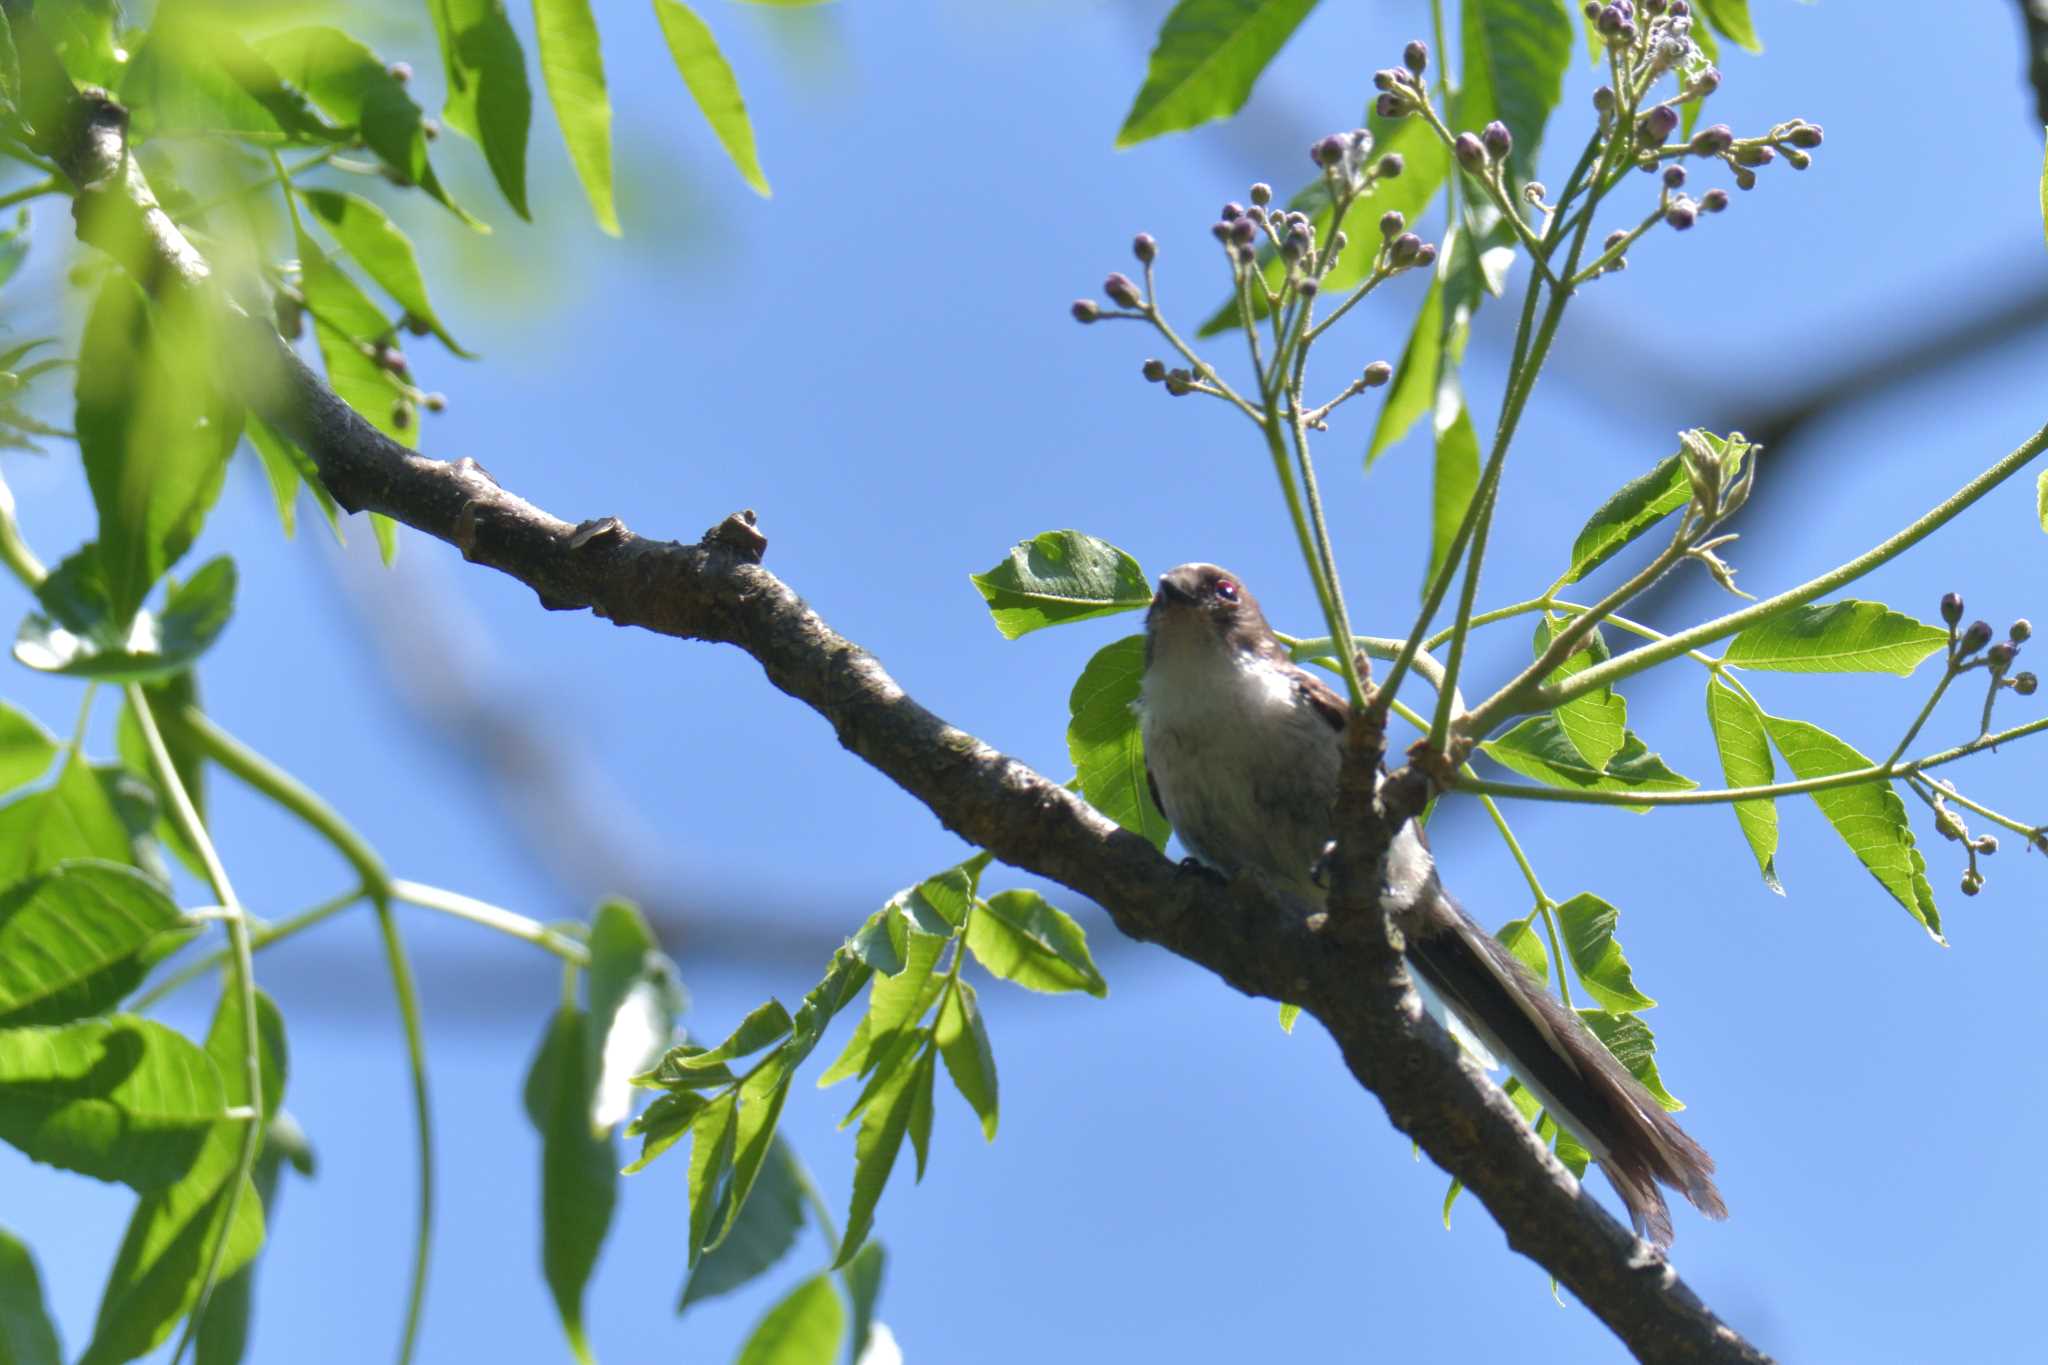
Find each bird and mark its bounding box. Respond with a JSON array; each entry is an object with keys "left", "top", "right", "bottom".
[{"left": 1137, "top": 561, "right": 1726, "bottom": 1246}]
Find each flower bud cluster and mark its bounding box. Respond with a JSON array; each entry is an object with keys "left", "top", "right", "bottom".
[{"left": 1371, "top": 44, "right": 1429, "bottom": 120}]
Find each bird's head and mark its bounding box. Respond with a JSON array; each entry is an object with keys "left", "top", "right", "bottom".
[{"left": 1145, "top": 563, "right": 1278, "bottom": 663}]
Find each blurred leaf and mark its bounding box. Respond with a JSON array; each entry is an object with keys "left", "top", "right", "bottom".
[
  {"left": 1760, "top": 712, "right": 1942, "bottom": 941},
  {"left": 1366, "top": 269, "right": 1443, "bottom": 462},
  {"left": 257, "top": 26, "right": 483, "bottom": 228},
  {"left": 934, "top": 980, "right": 997, "bottom": 1140},
  {"left": 842, "top": 1242, "right": 884, "bottom": 1365},
  {"left": 0, "top": 1015, "right": 225, "bottom": 1195},
  {"left": 427, "top": 0, "right": 532, "bottom": 218},
  {"left": 653, "top": 0, "right": 772, "bottom": 197},
  {"left": 671, "top": 998, "right": 792, "bottom": 1072},
  {"left": 1495, "top": 915, "right": 1548, "bottom": 984},
  {"left": 737, "top": 1273, "right": 844, "bottom": 1365},
  {"left": 971, "top": 532, "right": 1150, "bottom": 639},
  {"left": 1723, "top": 601, "right": 1947, "bottom": 675},
  {"left": 846, "top": 908, "right": 907, "bottom": 976},
  {"left": 711, "top": 1052, "right": 796, "bottom": 1251},
  {"left": 122, "top": 16, "right": 345, "bottom": 143},
  {"left": 192, "top": 1132, "right": 291, "bottom": 1365},
  {"left": 1576, "top": 1009, "right": 1681, "bottom": 1111},
  {"left": 1067, "top": 635, "right": 1170, "bottom": 851},
  {"left": 966, "top": 890, "right": 1108, "bottom": 997},
  {"left": 370, "top": 514, "right": 400, "bottom": 567},
  {"left": 0, "top": 861, "right": 186, "bottom": 1026},
  {"left": 522, "top": 1005, "right": 617, "bottom": 1362},
  {"left": 1277, "top": 1002, "right": 1301, "bottom": 1033},
  {"left": 77, "top": 992, "right": 282, "bottom": 1365},
  {"left": 535, "top": 0, "right": 619, "bottom": 234},
  {"left": 16, "top": 556, "right": 235, "bottom": 682},
  {"left": 76, "top": 278, "right": 238, "bottom": 625},
  {"left": 295, "top": 234, "right": 415, "bottom": 450},
  {"left": 1694, "top": 0, "right": 1762, "bottom": 52},
  {"left": 1563, "top": 454, "right": 1687, "bottom": 585},
  {"left": 1555, "top": 893, "right": 1655, "bottom": 1013},
  {"left": 1703, "top": 676, "right": 1782, "bottom": 892},
  {"left": 0, "top": 702, "right": 56, "bottom": 794},
  {"left": 1456, "top": 0, "right": 1574, "bottom": 184},
  {"left": 835, "top": 1030, "right": 925, "bottom": 1268},
  {"left": 686, "top": 1090, "right": 737, "bottom": 1264},
  {"left": 621, "top": 1088, "right": 703, "bottom": 1172},
  {"left": 0, "top": 210, "right": 28, "bottom": 293},
  {"left": 0, "top": 1226, "right": 61, "bottom": 1365},
  {"left": 0, "top": 750, "right": 133, "bottom": 885},
  {"left": 1114, "top": 0, "right": 1317, "bottom": 147},
  {"left": 585, "top": 899, "right": 681, "bottom": 1132},
  {"left": 299, "top": 190, "right": 471, "bottom": 354},
  {"left": 0, "top": 12, "right": 19, "bottom": 115},
  {"left": 1426, "top": 371, "right": 1480, "bottom": 589},
  {"left": 244, "top": 414, "right": 344, "bottom": 545},
  {"left": 676, "top": 1135, "right": 804, "bottom": 1312},
  {"left": 1534, "top": 615, "right": 1623, "bottom": 771},
  {"left": 905, "top": 1046, "right": 936, "bottom": 1180},
  {"left": 43, "top": 0, "right": 121, "bottom": 87},
  {"left": 1479, "top": 716, "right": 1696, "bottom": 810}
]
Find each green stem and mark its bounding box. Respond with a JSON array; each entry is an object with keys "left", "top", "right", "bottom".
[
  {"left": 1531, "top": 418, "right": 2048, "bottom": 717},
  {"left": 132, "top": 885, "right": 366, "bottom": 1012},
  {"left": 372, "top": 896, "right": 433, "bottom": 1365},
  {"left": 0, "top": 173, "right": 61, "bottom": 211},
  {"left": 1885, "top": 661, "right": 1960, "bottom": 767},
  {"left": 1464, "top": 711, "right": 2048, "bottom": 809},
  {"left": 390, "top": 879, "right": 591, "bottom": 966},
  {"left": 132, "top": 687, "right": 263, "bottom": 1365},
  {"left": 1910, "top": 773, "right": 2037, "bottom": 838}
]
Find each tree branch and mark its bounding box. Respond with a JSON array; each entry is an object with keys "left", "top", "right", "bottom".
[{"left": 36, "top": 68, "right": 1770, "bottom": 1364}]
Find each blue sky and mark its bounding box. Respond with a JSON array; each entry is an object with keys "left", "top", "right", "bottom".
[{"left": 5, "top": 1, "right": 2047, "bottom": 1361}]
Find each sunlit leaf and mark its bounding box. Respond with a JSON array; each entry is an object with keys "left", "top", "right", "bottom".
[
  {"left": 934, "top": 980, "right": 997, "bottom": 1140},
  {"left": 676, "top": 1135, "right": 804, "bottom": 1312},
  {"left": 966, "top": 890, "right": 1108, "bottom": 997},
  {"left": 1563, "top": 454, "right": 1687, "bottom": 585},
  {"left": 523, "top": 1005, "right": 617, "bottom": 1360},
  {"left": 835, "top": 1032, "right": 925, "bottom": 1268},
  {"left": 584, "top": 899, "right": 681, "bottom": 1133},
  {"left": 0, "top": 702, "right": 56, "bottom": 795},
  {"left": 426, "top": 0, "right": 532, "bottom": 217},
  {"left": 1555, "top": 893, "right": 1655, "bottom": 1013},
  {"left": 0, "top": 1227, "right": 61, "bottom": 1365},
  {"left": 1723, "top": 601, "right": 1947, "bottom": 675},
  {"left": 0, "top": 861, "right": 186, "bottom": 1026},
  {"left": 1577, "top": 1009, "right": 1681, "bottom": 1111},
  {"left": 16, "top": 556, "right": 235, "bottom": 682},
  {"left": 1427, "top": 372, "right": 1480, "bottom": 589},
  {"left": 1695, "top": 0, "right": 1762, "bottom": 52},
  {"left": 736, "top": 1273, "right": 844, "bottom": 1365},
  {"left": 1114, "top": 0, "right": 1318, "bottom": 147},
  {"left": 1703, "top": 676, "right": 1782, "bottom": 892},
  {"left": 299, "top": 190, "right": 472, "bottom": 354},
  {"left": 843, "top": 1241, "right": 885, "bottom": 1365},
  {"left": 1478, "top": 716, "right": 1696, "bottom": 811},
  {"left": 0, "top": 751, "right": 135, "bottom": 886},
  {"left": 971, "top": 532, "right": 1149, "bottom": 639},
  {"left": 535, "top": 0, "right": 619, "bottom": 234},
  {"left": 653, "top": 0, "right": 772, "bottom": 196},
  {"left": 1067, "top": 635, "right": 1170, "bottom": 851},
  {"left": 1457, "top": 0, "right": 1574, "bottom": 183}
]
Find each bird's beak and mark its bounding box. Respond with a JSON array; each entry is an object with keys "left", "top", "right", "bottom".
[{"left": 1153, "top": 573, "right": 1197, "bottom": 610}]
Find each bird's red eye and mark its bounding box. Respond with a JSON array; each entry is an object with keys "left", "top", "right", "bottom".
[{"left": 1213, "top": 579, "right": 1239, "bottom": 602}]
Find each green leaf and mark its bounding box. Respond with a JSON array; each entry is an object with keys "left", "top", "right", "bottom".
[
  {"left": 1703, "top": 676, "right": 1782, "bottom": 892},
  {"left": 16, "top": 556, "right": 236, "bottom": 681},
  {"left": 1479, "top": 716, "right": 1697, "bottom": 811},
  {"left": 523, "top": 1005, "right": 618, "bottom": 1361},
  {"left": 966, "top": 891, "right": 1108, "bottom": 997},
  {"left": 427, "top": 0, "right": 533, "bottom": 218},
  {"left": 371, "top": 514, "right": 400, "bottom": 567},
  {"left": 257, "top": 27, "right": 483, "bottom": 229},
  {"left": 1366, "top": 268, "right": 1443, "bottom": 462},
  {"left": 836, "top": 1030, "right": 925, "bottom": 1268},
  {"left": 1759, "top": 712, "right": 1942, "bottom": 941},
  {"left": 584, "top": 899, "right": 682, "bottom": 1132},
  {"left": 1495, "top": 915, "right": 1549, "bottom": 984},
  {"left": 905, "top": 1046, "right": 937, "bottom": 1180},
  {"left": 298, "top": 190, "right": 471, "bottom": 355},
  {"left": 0, "top": 12, "right": 20, "bottom": 116},
  {"left": 1534, "top": 615, "right": 1624, "bottom": 771},
  {"left": 192, "top": 1131, "right": 293, "bottom": 1365},
  {"left": 0, "top": 751, "right": 134, "bottom": 886},
  {"left": 244, "top": 415, "right": 344, "bottom": 545},
  {"left": 842, "top": 1241, "right": 885, "bottom": 1365},
  {"left": 710, "top": 1053, "right": 797, "bottom": 1251},
  {"left": 1426, "top": 372, "right": 1480, "bottom": 589},
  {"left": 621, "top": 1089, "right": 705, "bottom": 1172},
  {"left": 686, "top": 1090, "right": 738, "bottom": 1264},
  {"left": 1563, "top": 454, "right": 1687, "bottom": 585},
  {"left": 1457, "top": 0, "right": 1574, "bottom": 184},
  {"left": 0, "top": 1015, "right": 225, "bottom": 1195},
  {"left": 1694, "top": 0, "right": 1762, "bottom": 52},
  {"left": 970, "top": 531, "right": 1150, "bottom": 639},
  {"left": 0, "top": 703, "right": 56, "bottom": 794},
  {"left": 653, "top": 0, "right": 772, "bottom": 197},
  {"left": 863, "top": 929, "right": 945, "bottom": 1070},
  {"left": 0, "top": 1227, "right": 61, "bottom": 1365},
  {"left": 934, "top": 980, "right": 998, "bottom": 1140},
  {"left": 296, "top": 234, "right": 414, "bottom": 449},
  {"left": 675, "top": 998, "right": 793, "bottom": 1071},
  {"left": 1277, "top": 1001, "right": 1301, "bottom": 1033},
  {"left": 77, "top": 992, "right": 283, "bottom": 1365},
  {"left": 1723, "top": 601, "right": 1948, "bottom": 675},
  {"left": 676, "top": 1134, "right": 804, "bottom": 1312},
  {"left": 1114, "top": 0, "right": 1318, "bottom": 147},
  {"left": 76, "top": 278, "right": 238, "bottom": 626},
  {"left": 736, "top": 1273, "right": 844, "bottom": 1365},
  {"left": 534, "top": 0, "right": 619, "bottom": 235},
  {"left": 0, "top": 861, "right": 186, "bottom": 1026},
  {"left": 903, "top": 863, "right": 978, "bottom": 930},
  {"left": 1576, "top": 1009, "right": 1682, "bottom": 1111},
  {"left": 1067, "top": 635, "right": 1170, "bottom": 851},
  {"left": 1555, "top": 893, "right": 1655, "bottom": 1013}
]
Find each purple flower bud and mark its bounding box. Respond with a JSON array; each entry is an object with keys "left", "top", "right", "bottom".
[
  {"left": 1104, "top": 273, "right": 1141, "bottom": 308},
  {"left": 1789, "top": 123, "right": 1824, "bottom": 148},
  {"left": 1960, "top": 620, "right": 1994, "bottom": 655},
  {"left": 1071, "top": 299, "right": 1100, "bottom": 323},
  {"left": 1670, "top": 0, "right": 1689, "bottom": 13},
  {"left": 1142, "top": 358, "right": 1167, "bottom": 382},
  {"left": 1940, "top": 592, "right": 1965, "bottom": 626},
  {"left": 1454, "top": 132, "right": 1486, "bottom": 172},
  {"left": 1229, "top": 218, "right": 1255, "bottom": 246},
  {"left": 1665, "top": 201, "right": 1697, "bottom": 230},
  {"left": 1236, "top": 244, "right": 1257, "bottom": 266},
  {"left": 1297, "top": 278, "right": 1319, "bottom": 298},
  {"left": 1961, "top": 874, "right": 1981, "bottom": 896},
  {"left": 1313, "top": 134, "right": 1348, "bottom": 167},
  {"left": 1604, "top": 229, "right": 1629, "bottom": 250},
  {"left": 1979, "top": 835, "right": 2001, "bottom": 855},
  {"left": 2012, "top": 619, "right": 2034, "bottom": 643},
  {"left": 1375, "top": 92, "right": 1407, "bottom": 120},
  {"left": 2015, "top": 672, "right": 2039, "bottom": 696},
  {"left": 1363, "top": 360, "right": 1394, "bottom": 387},
  {"left": 1735, "top": 143, "right": 1775, "bottom": 167},
  {"left": 391, "top": 400, "right": 412, "bottom": 430},
  {"left": 1690, "top": 67, "right": 1721, "bottom": 97},
  {"left": 1411, "top": 242, "right": 1437, "bottom": 268},
  {"left": 1211, "top": 221, "right": 1232, "bottom": 242},
  {"left": 1593, "top": 85, "right": 1615, "bottom": 113},
  {"left": 1988, "top": 641, "right": 2017, "bottom": 671},
  {"left": 1638, "top": 105, "right": 1679, "bottom": 144},
  {"left": 1691, "top": 123, "right": 1734, "bottom": 155},
  {"left": 1250, "top": 182, "right": 1273, "bottom": 206},
  {"left": 1699, "top": 188, "right": 1729, "bottom": 212},
  {"left": 378, "top": 345, "right": 408, "bottom": 376},
  {"left": 1582, "top": 0, "right": 1600, "bottom": 16},
  {"left": 1380, "top": 210, "right": 1406, "bottom": 239},
  {"left": 1132, "top": 232, "right": 1157, "bottom": 264},
  {"left": 1481, "top": 120, "right": 1513, "bottom": 161},
  {"left": 1221, "top": 202, "right": 1243, "bottom": 221},
  {"left": 1733, "top": 167, "right": 1757, "bottom": 191},
  {"left": 1246, "top": 205, "right": 1267, "bottom": 224},
  {"left": 389, "top": 61, "right": 413, "bottom": 83},
  {"left": 1784, "top": 148, "right": 1811, "bottom": 171},
  {"left": 1644, "top": 0, "right": 1666, "bottom": 13},
  {"left": 1390, "top": 232, "right": 1421, "bottom": 265},
  {"left": 1281, "top": 230, "right": 1309, "bottom": 261},
  {"left": 1663, "top": 164, "right": 1687, "bottom": 189},
  {"left": 1598, "top": 5, "right": 1624, "bottom": 34},
  {"left": 1404, "top": 40, "right": 1429, "bottom": 75},
  {"left": 1377, "top": 153, "right": 1405, "bottom": 179},
  {"left": 1372, "top": 69, "right": 1399, "bottom": 92}
]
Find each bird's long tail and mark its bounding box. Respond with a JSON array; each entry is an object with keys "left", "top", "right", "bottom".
[{"left": 1402, "top": 887, "right": 1726, "bottom": 1247}]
